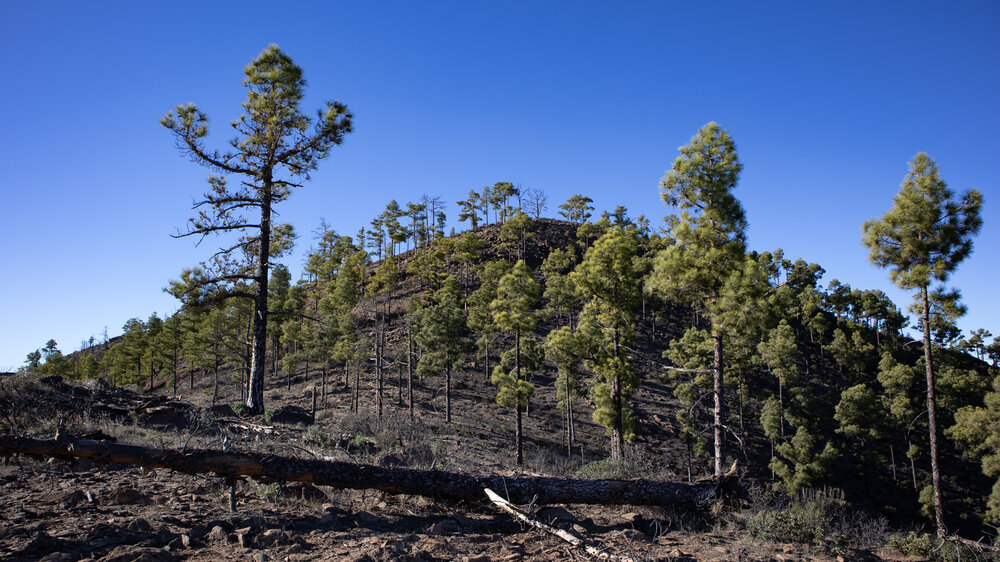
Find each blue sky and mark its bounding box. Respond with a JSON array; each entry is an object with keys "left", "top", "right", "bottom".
[{"left": 2, "top": 1, "right": 997, "bottom": 368}]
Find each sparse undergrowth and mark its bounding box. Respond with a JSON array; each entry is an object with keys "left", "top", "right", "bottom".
[{"left": 4, "top": 364, "right": 996, "bottom": 560}]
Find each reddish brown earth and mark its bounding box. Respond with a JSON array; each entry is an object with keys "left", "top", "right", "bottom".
[
  {"left": 2, "top": 459, "right": 887, "bottom": 561},
  {"left": 0, "top": 363, "right": 901, "bottom": 560}
]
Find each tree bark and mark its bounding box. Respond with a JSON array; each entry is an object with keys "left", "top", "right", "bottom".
[
  {"left": 515, "top": 328, "right": 523, "bottom": 466},
  {"left": 445, "top": 362, "right": 452, "bottom": 424},
  {"left": 611, "top": 328, "right": 624, "bottom": 461},
  {"left": 922, "top": 285, "right": 946, "bottom": 537},
  {"left": 0, "top": 436, "right": 726, "bottom": 507},
  {"left": 246, "top": 181, "right": 271, "bottom": 415},
  {"left": 712, "top": 329, "right": 725, "bottom": 477},
  {"left": 407, "top": 326, "right": 414, "bottom": 421}
]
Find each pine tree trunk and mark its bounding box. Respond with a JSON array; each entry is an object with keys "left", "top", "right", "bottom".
[
  {"left": 484, "top": 338, "right": 491, "bottom": 382},
  {"left": 321, "top": 366, "right": 327, "bottom": 409},
  {"left": 515, "top": 328, "right": 523, "bottom": 466},
  {"left": 569, "top": 390, "right": 575, "bottom": 444},
  {"left": 738, "top": 375, "right": 745, "bottom": 437},
  {"left": 376, "top": 322, "right": 384, "bottom": 420},
  {"left": 212, "top": 365, "right": 219, "bottom": 407},
  {"left": 712, "top": 329, "right": 726, "bottom": 477},
  {"left": 611, "top": 329, "right": 624, "bottom": 461},
  {"left": 565, "top": 397, "right": 571, "bottom": 457},
  {"left": 446, "top": 363, "right": 452, "bottom": 424},
  {"left": 685, "top": 440, "right": 693, "bottom": 483},
  {"left": 408, "top": 327, "right": 414, "bottom": 421},
  {"left": 565, "top": 374, "right": 573, "bottom": 456},
  {"left": 651, "top": 308, "right": 656, "bottom": 343},
  {"left": 353, "top": 360, "right": 360, "bottom": 414},
  {"left": 921, "top": 285, "right": 946, "bottom": 537},
  {"left": 272, "top": 337, "right": 279, "bottom": 381},
  {"left": 246, "top": 184, "right": 271, "bottom": 414},
  {"left": 778, "top": 379, "right": 785, "bottom": 440}
]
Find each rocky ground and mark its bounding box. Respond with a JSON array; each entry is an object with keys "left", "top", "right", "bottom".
[
  {"left": 0, "top": 458, "right": 892, "bottom": 561},
  {"left": 0, "top": 370, "right": 911, "bottom": 561}
]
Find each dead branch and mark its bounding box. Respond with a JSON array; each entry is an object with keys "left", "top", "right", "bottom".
[{"left": 485, "top": 488, "right": 634, "bottom": 561}]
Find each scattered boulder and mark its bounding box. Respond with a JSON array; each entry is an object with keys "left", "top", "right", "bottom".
[
  {"left": 280, "top": 482, "right": 328, "bottom": 502},
  {"left": 140, "top": 405, "right": 190, "bottom": 430},
  {"left": 107, "top": 488, "right": 152, "bottom": 505},
  {"left": 13, "top": 530, "right": 64, "bottom": 559},
  {"left": 353, "top": 510, "right": 380, "bottom": 525},
  {"left": 376, "top": 443, "right": 434, "bottom": 468},
  {"left": 428, "top": 518, "right": 461, "bottom": 535},
  {"left": 206, "top": 525, "right": 230, "bottom": 544},
  {"left": 235, "top": 526, "right": 254, "bottom": 548},
  {"left": 38, "top": 553, "right": 75, "bottom": 562},
  {"left": 256, "top": 529, "right": 291, "bottom": 548},
  {"left": 102, "top": 545, "right": 176, "bottom": 562},
  {"left": 126, "top": 518, "right": 154, "bottom": 534},
  {"left": 269, "top": 405, "right": 313, "bottom": 425},
  {"left": 209, "top": 404, "right": 237, "bottom": 417}
]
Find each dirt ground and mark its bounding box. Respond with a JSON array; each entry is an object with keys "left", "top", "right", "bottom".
[
  {"left": 0, "top": 369, "right": 907, "bottom": 561},
  {"left": 0, "top": 457, "right": 888, "bottom": 561}
]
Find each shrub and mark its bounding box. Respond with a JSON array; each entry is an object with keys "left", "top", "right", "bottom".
[
  {"left": 231, "top": 402, "right": 251, "bottom": 417},
  {"left": 887, "top": 532, "right": 980, "bottom": 562},
  {"left": 745, "top": 499, "right": 831, "bottom": 545},
  {"left": 744, "top": 492, "right": 889, "bottom": 551}
]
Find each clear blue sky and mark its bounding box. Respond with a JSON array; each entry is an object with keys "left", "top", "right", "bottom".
[{"left": 2, "top": 1, "right": 997, "bottom": 369}]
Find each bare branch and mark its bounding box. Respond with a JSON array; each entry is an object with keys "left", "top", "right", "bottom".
[{"left": 663, "top": 366, "right": 713, "bottom": 374}]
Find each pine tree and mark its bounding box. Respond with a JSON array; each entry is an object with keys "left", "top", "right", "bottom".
[
  {"left": 862, "top": 152, "right": 983, "bottom": 536},
  {"left": 948, "top": 376, "right": 1000, "bottom": 523},
  {"left": 878, "top": 351, "right": 923, "bottom": 490},
  {"left": 366, "top": 255, "right": 398, "bottom": 419},
  {"left": 490, "top": 260, "right": 540, "bottom": 465},
  {"left": 415, "top": 281, "right": 469, "bottom": 423},
  {"left": 757, "top": 320, "right": 801, "bottom": 439},
  {"left": 571, "top": 227, "right": 640, "bottom": 460},
  {"left": 558, "top": 194, "right": 594, "bottom": 224},
  {"left": 647, "top": 122, "right": 748, "bottom": 476},
  {"left": 457, "top": 190, "right": 483, "bottom": 229},
  {"left": 545, "top": 326, "right": 584, "bottom": 456},
  {"left": 162, "top": 44, "right": 352, "bottom": 414},
  {"left": 541, "top": 247, "right": 582, "bottom": 329},
  {"left": 144, "top": 313, "right": 165, "bottom": 392},
  {"left": 467, "top": 260, "right": 510, "bottom": 381},
  {"left": 159, "top": 314, "right": 185, "bottom": 396}
]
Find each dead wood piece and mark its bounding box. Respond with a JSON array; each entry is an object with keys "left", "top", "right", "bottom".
[
  {"left": 0, "top": 436, "right": 725, "bottom": 507},
  {"left": 485, "top": 488, "right": 633, "bottom": 561},
  {"left": 943, "top": 534, "right": 1000, "bottom": 555},
  {"left": 227, "top": 422, "right": 275, "bottom": 435}
]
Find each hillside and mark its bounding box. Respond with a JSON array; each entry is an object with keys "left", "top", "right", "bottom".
[{"left": 6, "top": 216, "right": 998, "bottom": 560}]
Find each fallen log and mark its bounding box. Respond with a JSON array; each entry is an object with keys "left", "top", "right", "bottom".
[{"left": 0, "top": 435, "right": 727, "bottom": 507}]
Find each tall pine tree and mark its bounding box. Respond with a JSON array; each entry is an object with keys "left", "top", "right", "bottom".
[
  {"left": 648, "top": 122, "right": 747, "bottom": 476},
  {"left": 162, "top": 45, "right": 352, "bottom": 414},
  {"left": 862, "top": 152, "right": 983, "bottom": 536}
]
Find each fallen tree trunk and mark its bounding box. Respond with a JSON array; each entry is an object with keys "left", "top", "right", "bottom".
[{"left": 0, "top": 436, "right": 728, "bottom": 507}]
